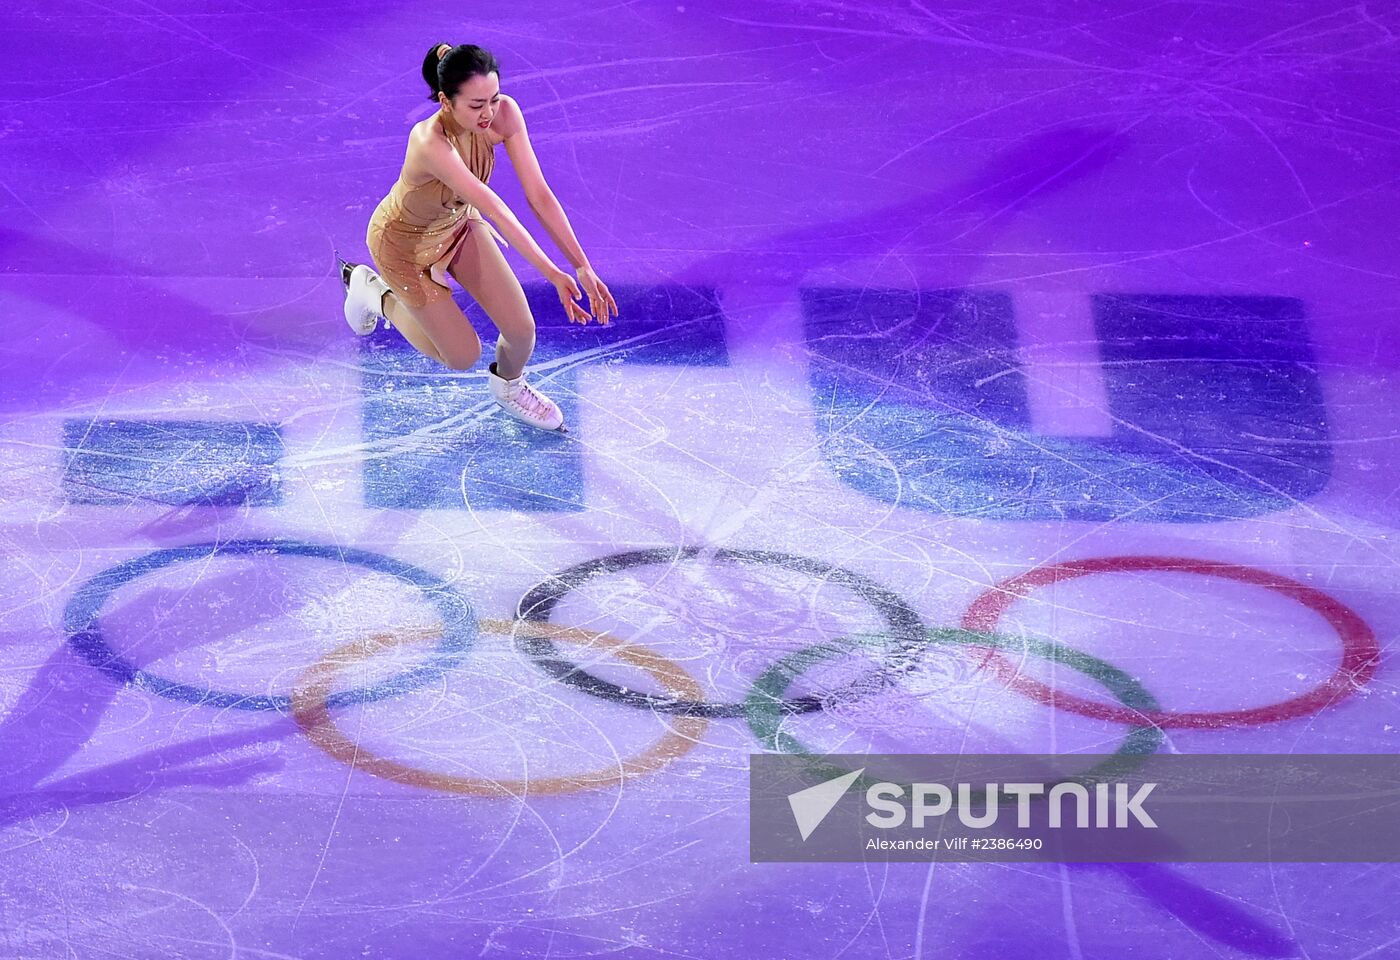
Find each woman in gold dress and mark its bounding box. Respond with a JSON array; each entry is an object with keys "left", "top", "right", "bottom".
[{"left": 340, "top": 43, "right": 618, "bottom": 432}]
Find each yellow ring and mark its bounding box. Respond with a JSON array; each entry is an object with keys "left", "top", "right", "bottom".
[{"left": 291, "top": 618, "right": 709, "bottom": 798}]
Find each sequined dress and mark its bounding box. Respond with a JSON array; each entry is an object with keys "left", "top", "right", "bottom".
[{"left": 365, "top": 109, "right": 507, "bottom": 308}]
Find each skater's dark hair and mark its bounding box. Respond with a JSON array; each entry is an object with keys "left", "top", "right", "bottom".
[{"left": 423, "top": 43, "right": 500, "bottom": 101}]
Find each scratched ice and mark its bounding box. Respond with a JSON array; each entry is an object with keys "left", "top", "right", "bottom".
[{"left": 2, "top": 1, "right": 1399, "bottom": 957}]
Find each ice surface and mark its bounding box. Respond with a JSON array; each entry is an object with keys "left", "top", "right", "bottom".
[{"left": 2, "top": 1, "right": 1399, "bottom": 957}]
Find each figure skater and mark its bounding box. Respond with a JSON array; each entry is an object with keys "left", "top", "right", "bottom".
[{"left": 338, "top": 43, "right": 618, "bottom": 432}]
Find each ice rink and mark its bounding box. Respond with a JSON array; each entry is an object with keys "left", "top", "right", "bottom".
[{"left": 2, "top": 1, "right": 1399, "bottom": 957}]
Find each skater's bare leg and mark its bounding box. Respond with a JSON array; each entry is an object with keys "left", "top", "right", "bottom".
[
  {"left": 446, "top": 226, "right": 563, "bottom": 429},
  {"left": 380, "top": 292, "right": 443, "bottom": 364},
  {"left": 387, "top": 291, "right": 483, "bottom": 371},
  {"left": 448, "top": 223, "right": 536, "bottom": 379}
]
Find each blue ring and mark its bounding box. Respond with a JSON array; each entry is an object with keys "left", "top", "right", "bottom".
[{"left": 63, "top": 538, "right": 477, "bottom": 712}]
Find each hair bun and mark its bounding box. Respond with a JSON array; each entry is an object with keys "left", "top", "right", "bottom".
[{"left": 421, "top": 43, "right": 499, "bottom": 102}]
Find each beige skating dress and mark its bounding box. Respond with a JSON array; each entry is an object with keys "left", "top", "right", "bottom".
[{"left": 366, "top": 109, "right": 508, "bottom": 309}]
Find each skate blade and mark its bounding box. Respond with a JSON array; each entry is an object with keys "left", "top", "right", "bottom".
[
  {"left": 523, "top": 419, "right": 569, "bottom": 435},
  {"left": 334, "top": 249, "right": 354, "bottom": 289},
  {"left": 512, "top": 418, "right": 570, "bottom": 435},
  {"left": 494, "top": 402, "right": 569, "bottom": 434}
]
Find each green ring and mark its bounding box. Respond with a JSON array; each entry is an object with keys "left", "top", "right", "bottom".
[{"left": 745, "top": 628, "right": 1164, "bottom": 795}]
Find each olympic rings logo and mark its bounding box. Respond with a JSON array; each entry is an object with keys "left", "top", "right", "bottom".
[
  {"left": 61, "top": 539, "right": 1381, "bottom": 798},
  {"left": 292, "top": 620, "right": 710, "bottom": 798}
]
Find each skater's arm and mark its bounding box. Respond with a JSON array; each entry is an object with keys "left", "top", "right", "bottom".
[
  {"left": 498, "top": 97, "right": 590, "bottom": 270},
  {"left": 499, "top": 97, "right": 619, "bottom": 321}
]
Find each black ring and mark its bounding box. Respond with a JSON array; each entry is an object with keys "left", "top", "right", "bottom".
[{"left": 515, "top": 547, "right": 929, "bottom": 718}]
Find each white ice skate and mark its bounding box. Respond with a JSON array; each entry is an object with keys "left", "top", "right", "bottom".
[
  {"left": 337, "top": 256, "right": 391, "bottom": 336},
  {"left": 487, "top": 362, "right": 567, "bottom": 432}
]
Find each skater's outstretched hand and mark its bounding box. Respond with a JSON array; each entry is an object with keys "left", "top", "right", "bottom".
[
  {"left": 550, "top": 270, "right": 593, "bottom": 325},
  {"left": 576, "top": 266, "right": 618, "bottom": 324}
]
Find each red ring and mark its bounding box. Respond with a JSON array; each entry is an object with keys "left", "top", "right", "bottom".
[{"left": 959, "top": 555, "right": 1380, "bottom": 729}]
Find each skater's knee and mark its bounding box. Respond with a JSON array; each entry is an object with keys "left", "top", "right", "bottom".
[
  {"left": 440, "top": 342, "right": 482, "bottom": 371},
  {"left": 497, "top": 328, "right": 535, "bottom": 352}
]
